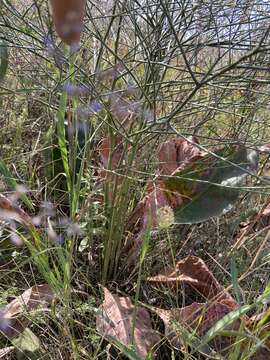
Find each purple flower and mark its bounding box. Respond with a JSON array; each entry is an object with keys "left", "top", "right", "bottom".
[
  {"left": 63, "top": 82, "right": 92, "bottom": 97},
  {"left": 77, "top": 101, "right": 103, "bottom": 119},
  {"left": 46, "top": 228, "right": 64, "bottom": 246}
]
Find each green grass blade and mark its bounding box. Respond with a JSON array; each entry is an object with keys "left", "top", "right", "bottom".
[
  {"left": 56, "top": 92, "right": 71, "bottom": 194},
  {"left": 0, "top": 41, "right": 8, "bottom": 82},
  {"left": 0, "top": 160, "right": 34, "bottom": 211},
  {"left": 106, "top": 336, "right": 144, "bottom": 360}
]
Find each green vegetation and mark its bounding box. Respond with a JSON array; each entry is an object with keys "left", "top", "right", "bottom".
[{"left": 1, "top": 0, "right": 270, "bottom": 359}]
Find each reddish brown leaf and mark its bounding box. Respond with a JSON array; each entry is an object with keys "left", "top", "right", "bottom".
[
  {"left": 155, "top": 302, "right": 241, "bottom": 353},
  {"left": 125, "top": 138, "right": 206, "bottom": 259},
  {"left": 96, "top": 287, "right": 160, "bottom": 357},
  {"left": 158, "top": 137, "right": 204, "bottom": 175},
  {"left": 147, "top": 256, "right": 237, "bottom": 308},
  {"left": 0, "top": 284, "right": 54, "bottom": 339},
  {"left": 49, "top": 0, "right": 86, "bottom": 45},
  {"left": 0, "top": 194, "right": 33, "bottom": 226},
  {"left": 143, "top": 182, "right": 184, "bottom": 228},
  {"left": 99, "top": 136, "right": 124, "bottom": 170}
]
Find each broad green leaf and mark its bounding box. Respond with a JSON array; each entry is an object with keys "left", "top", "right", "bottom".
[
  {"left": 0, "top": 42, "right": 8, "bottom": 82},
  {"left": 164, "top": 147, "right": 258, "bottom": 224}
]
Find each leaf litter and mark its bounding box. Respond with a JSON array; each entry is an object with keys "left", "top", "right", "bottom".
[
  {"left": 0, "top": 284, "right": 54, "bottom": 339},
  {"left": 96, "top": 287, "right": 161, "bottom": 357}
]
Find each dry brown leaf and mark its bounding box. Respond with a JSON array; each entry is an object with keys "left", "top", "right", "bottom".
[
  {"left": 147, "top": 256, "right": 237, "bottom": 308},
  {"left": 0, "top": 194, "right": 33, "bottom": 226},
  {"left": 124, "top": 138, "right": 206, "bottom": 259},
  {"left": 155, "top": 303, "right": 204, "bottom": 349},
  {"left": 155, "top": 302, "right": 241, "bottom": 353},
  {"left": 98, "top": 136, "right": 126, "bottom": 185},
  {"left": 96, "top": 287, "right": 160, "bottom": 357},
  {"left": 0, "top": 284, "right": 54, "bottom": 338},
  {"left": 158, "top": 137, "right": 204, "bottom": 175},
  {"left": 0, "top": 346, "right": 14, "bottom": 358}
]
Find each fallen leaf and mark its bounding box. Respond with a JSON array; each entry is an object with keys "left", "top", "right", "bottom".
[
  {"left": 0, "top": 284, "right": 54, "bottom": 338},
  {"left": 147, "top": 256, "right": 237, "bottom": 308},
  {"left": 155, "top": 302, "right": 241, "bottom": 354},
  {"left": 0, "top": 194, "right": 33, "bottom": 226},
  {"left": 158, "top": 137, "right": 204, "bottom": 175},
  {"left": 165, "top": 146, "right": 258, "bottom": 224},
  {"left": 96, "top": 287, "right": 160, "bottom": 357},
  {"left": 125, "top": 141, "right": 258, "bottom": 260}
]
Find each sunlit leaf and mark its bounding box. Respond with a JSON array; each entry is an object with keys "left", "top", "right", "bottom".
[
  {"left": 165, "top": 147, "right": 258, "bottom": 223},
  {"left": 147, "top": 256, "right": 237, "bottom": 308},
  {"left": 96, "top": 287, "right": 160, "bottom": 357}
]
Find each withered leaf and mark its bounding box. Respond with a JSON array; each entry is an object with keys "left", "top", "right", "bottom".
[
  {"left": 0, "top": 194, "right": 33, "bottom": 226},
  {"left": 158, "top": 137, "right": 204, "bottom": 175},
  {"left": 155, "top": 302, "right": 241, "bottom": 355},
  {"left": 96, "top": 287, "right": 160, "bottom": 357},
  {"left": 147, "top": 256, "right": 237, "bottom": 308},
  {"left": 0, "top": 284, "right": 54, "bottom": 339},
  {"left": 99, "top": 136, "right": 124, "bottom": 171}
]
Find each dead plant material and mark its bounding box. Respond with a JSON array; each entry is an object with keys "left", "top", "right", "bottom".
[
  {"left": 96, "top": 287, "right": 160, "bottom": 357},
  {"left": 155, "top": 302, "right": 241, "bottom": 352},
  {"left": 146, "top": 256, "right": 237, "bottom": 308},
  {"left": 158, "top": 137, "right": 205, "bottom": 175},
  {"left": 0, "top": 194, "right": 33, "bottom": 226},
  {"left": 125, "top": 138, "right": 203, "bottom": 257},
  {"left": 0, "top": 284, "right": 54, "bottom": 339}
]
